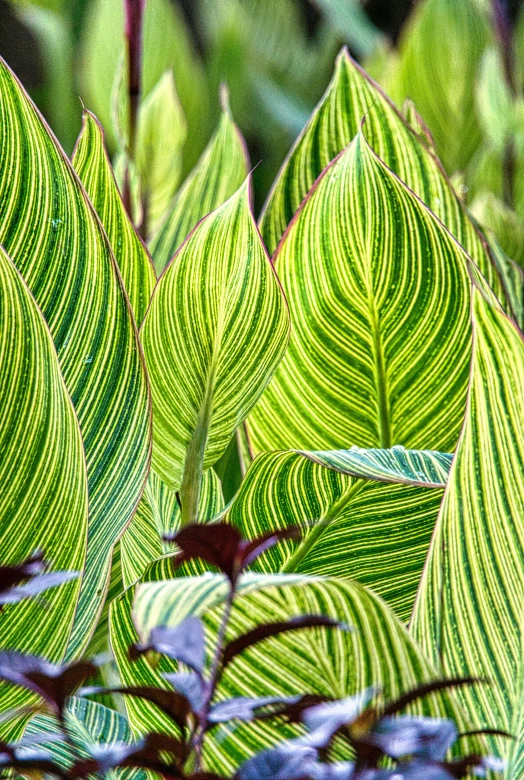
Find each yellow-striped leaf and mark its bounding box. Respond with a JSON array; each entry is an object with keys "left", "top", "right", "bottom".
[
  {"left": 395, "top": 0, "right": 490, "bottom": 173},
  {"left": 126, "top": 572, "right": 469, "bottom": 774},
  {"left": 141, "top": 181, "right": 289, "bottom": 524},
  {"left": 0, "top": 59, "right": 151, "bottom": 659},
  {"left": 411, "top": 286, "right": 524, "bottom": 776},
  {"left": 72, "top": 110, "right": 156, "bottom": 324},
  {"left": 149, "top": 100, "right": 249, "bottom": 274},
  {"left": 250, "top": 133, "right": 471, "bottom": 454},
  {"left": 120, "top": 468, "right": 224, "bottom": 588},
  {"left": 226, "top": 448, "right": 449, "bottom": 621},
  {"left": 0, "top": 245, "right": 88, "bottom": 710}
]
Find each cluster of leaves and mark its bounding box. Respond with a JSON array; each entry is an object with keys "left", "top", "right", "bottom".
[
  {"left": 1, "top": 0, "right": 524, "bottom": 779},
  {"left": 0, "top": 533, "right": 502, "bottom": 780}
]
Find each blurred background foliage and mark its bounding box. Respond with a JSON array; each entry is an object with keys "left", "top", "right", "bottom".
[{"left": 2, "top": 0, "right": 524, "bottom": 233}]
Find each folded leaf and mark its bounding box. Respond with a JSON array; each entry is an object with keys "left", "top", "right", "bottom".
[
  {"left": 128, "top": 573, "right": 469, "bottom": 774},
  {"left": 250, "top": 133, "right": 471, "bottom": 454},
  {"left": 72, "top": 110, "right": 156, "bottom": 324},
  {"left": 141, "top": 181, "right": 289, "bottom": 523},
  {"left": 0, "top": 60, "right": 150, "bottom": 659},
  {"left": 226, "top": 449, "right": 449, "bottom": 620},
  {"left": 149, "top": 100, "right": 249, "bottom": 274},
  {"left": 411, "top": 287, "right": 524, "bottom": 776},
  {"left": 0, "top": 245, "right": 87, "bottom": 712}
]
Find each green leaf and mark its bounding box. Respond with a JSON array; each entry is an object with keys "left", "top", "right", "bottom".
[
  {"left": 80, "top": 0, "right": 209, "bottom": 171},
  {"left": 312, "top": 0, "right": 384, "bottom": 58},
  {"left": 475, "top": 47, "right": 514, "bottom": 153},
  {"left": 226, "top": 448, "right": 449, "bottom": 621},
  {"left": 72, "top": 110, "right": 156, "bottom": 324},
  {"left": 134, "top": 70, "right": 187, "bottom": 234},
  {"left": 120, "top": 468, "right": 224, "bottom": 588},
  {"left": 471, "top": 192, "right": 524, "bottom": 269},
  {"left": 141, "top": 181, "right": 289, "bottom": 524},
  {"left": 395, "top": 0, "right": 490, "bottom": 173},
  {"left": 126, "top": 572, "right": 470, "bottom": 774},
  {"left": 25, "top": 697, "right": 145, "bottom": 780},
  {"left": 149, "top": 100, "right": 249, "bottom": 274},
  {"left": 411, "top": 286, "right": 524, "bottom": 775},
  {"left": 0, "top": 245, "right": 88, "bottom": 709},
  {"left": 250, "top": 133, "right": 471, "bottom": 454},
  {"left": 0, "top": 59, "right": 150, "bottom": 659}
]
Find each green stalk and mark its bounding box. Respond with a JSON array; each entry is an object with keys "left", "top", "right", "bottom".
[{"left": 282, "top": 480, "right": 367, "bottom": 573}]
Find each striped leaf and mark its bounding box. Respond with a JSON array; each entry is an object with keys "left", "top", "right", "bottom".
[
  {"left": 149, "top": 99, "right": 249, "bottom": 274},
  {"left": 0, "top": 59, "right": 151, "bottom": 659},
  {"left": 72, "top": 110, "right": 156, "bottom": 324},
  {"left": 471, "top": 193, "right": 524, "bottom": 269},
  {"left": 120, "top": 468, "right": 224, "bottom": 588},
  {"left": 259, "top": 49, "right": 503, "bottom": 314},
  {"left": 249, "top": 133, "right": 471, "bottom": 454},
  {"left": 395, "top": 0, "right": 490, "bottom": 173},
  {"left": 134, "top": 70, "right": 187, "bottom": 235},
  {"left": 25, "top": 697, "right": 145, "bottom": 780},
  {"left": 411, "top": 286, "right": 524, "bottom": 776},
  {"left": 141, "top": 181, "right": 289, "bottom": 525},
  {"left": 0, "top": 244, "right": 88, "bottom": 723},
  {"left": 226, "top": 448, "right": 450, "bottom": 621},
  {"left": 126, "top": 572, "right": 470, "bottom": 774}
]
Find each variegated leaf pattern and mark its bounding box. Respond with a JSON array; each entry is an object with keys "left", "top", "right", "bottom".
[
  {"left": 259, "top": 49, "right": 505, "bottom": 318},
  {"left": 0, "top": 60, "right": 151, "bottom": 659},
  {"left": 127, "top": 572, "right": 470, "bottom": 774},
  {"left": 72, "top": 110, "right": 156, "bottom": 324},
  {"left": 226, "top": 448, "right": 449, "bottom": 621},
  {"left": 120, "top": 468, "right": 224, "bottom": 588},
  {"left": 250, "top": 134, "right": 471, "bottom": 454},
  {"left": 25, "top": 697, "right": 145, "bottom": 780},
  {"left": 149, "top": 101, "right": 249, "bottom": 274},
  {"left": 411, "top": 287, "right": 524, "bottom": 778},
  {"left": 141, "top": 181, "right": 289, "bottom": 524},
  {"left": 0, "top": 245, "right": 88, "bottom": 712}
]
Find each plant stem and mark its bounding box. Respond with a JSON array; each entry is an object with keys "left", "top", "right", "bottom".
[
  {"left": 193, "top": 581, "right": 235, "bottom": 770},
  {"left": 123, "top": 0, "right": 145, "bottom": 216},
  {"left": 282, "top": 480, "right": 367, "bottom": 573},
  {"left": 179, "top": 379, "right": 216, "bottom": 527}
]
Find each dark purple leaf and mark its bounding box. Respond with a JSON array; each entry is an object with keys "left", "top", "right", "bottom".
[
  {"left": 83, "top": 686, "right": 192, "bottom": 731},
  {"left": 223, "top": 617, "right": 348, "bottom": 668},
  {"left": 0, "top": 653, "right": 96, "bottom": 713},
  {"left": 163, "top": 671, "right": 206, "bottom": 713},
  {"left": 309, "top": 761, "right": 354, "bottom": 780},
  {"left": 298, "top": 689, "right": 376, "bottom": 749},
  {"left": 368, "top": 716, "right": 457, "bottom": 761},
  {"left": 208, "top": 695, "right": 302, "bottom": 724},
  {"left": 235, "top": 746, "right": 318, "bottom": 780},
  {"left": 131, "top": 616, "right": 205, "bottom": 673},
  {"left": 0, "top": 572, "right": 79, "bottom": 605},
  {"left": 0, "top": 552, "right": 46, "bottom": 591},
  {"left": 239, "top": 528, "right": 302, "bottom": 570},
  {"left": 381, "top": 678, "right": 483, "bottom": 718}
]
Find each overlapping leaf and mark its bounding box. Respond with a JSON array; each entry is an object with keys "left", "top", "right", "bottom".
[
  {"left": 226, "top": 448, "right": 449, "bottom": 621},
  {"left": 250, "top": 133, "right": 471, "bottom": 454},
  {"left": 395, "top": 0, "right": 490, "bottom": 173},
  {"left": 411, "top": 287, "right": 524, "bottom": 777},
  {"left": 127, "top": 572, "right": 469, "bottom": 774},
  {"left": 121, "top": 469, "right": 224, "bottom": 588},
  {"left": 0, "top": 60, "right": 151, "bottom": 659},
  {"left": 72, "top": 110, "right": 156, "bottom": 324},
  {"left": 0, "top": 245, "right": 88, "bottom": 713},
  {"left": 141, "top": 181, "right": 289, "bottom": 524},
  {"left": 149, "top": 100, "right": 249, "bottom": 274}
]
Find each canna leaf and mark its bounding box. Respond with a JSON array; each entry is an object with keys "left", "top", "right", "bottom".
[
  {"left": 395, "top": 0, "right": 490, "bottom": 173},
  {"left": 259, "top": 48, "right": 501, "bottom": 311},
  {"left": 0, "top": 59, "right": 150, "bottom": 659},
  {"left": 72, "top": 109, "right": 156, "bottom": 324},
  {"left": 134, "top": 70, "right": 187, "bottom": 235},
  {"left": 411, "top": 286, "right": 524, "bottom": 776},
  {"left": 126, "top": 572, "right": 470, "bottom": 775},
  {"left": 120, "top": 468, "right": 224, "bottom": 588},
  {"left": 0, "top": 245, "right": 88, "bottom": 714},
  {"left": 470, "top": 192, "right": 524, "bottom": 269},
  {"left": 141, "top": 180, "right": 289, "bottom": 524},
  {"left": 226, "top": 448, "right": 450, "bottom": 621},
  {"left": 149, "top": 98, "right": 249, "bottom": 274},
  {"left": 250, "top": 133, "right": 471, "bottom": 454}
]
